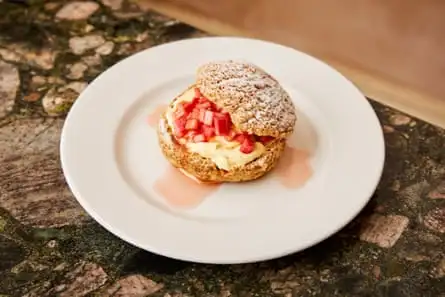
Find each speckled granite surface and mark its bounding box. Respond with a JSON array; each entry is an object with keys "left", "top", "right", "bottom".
[{"left": 0, "top": 1, "right": 444, "bottom": 296}]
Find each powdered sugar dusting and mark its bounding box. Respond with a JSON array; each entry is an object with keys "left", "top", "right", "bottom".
[{"left": 196, "top": 60, "right": 296, "bottom": 137}]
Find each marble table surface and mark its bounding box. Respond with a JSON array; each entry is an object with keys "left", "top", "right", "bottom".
[{"left": 0, "top": 1, "right": 444, "bottom": 296}]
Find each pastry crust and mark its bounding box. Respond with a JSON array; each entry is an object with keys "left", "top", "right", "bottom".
[
  {"left": 156, "top": 60, "right": 295, "bottom": 183},
  {"left": 158, "top": 115, "right": 286, "bottom": 183},
  {"left": 196, "top": 60, "right": 297, "bottom": 138}
]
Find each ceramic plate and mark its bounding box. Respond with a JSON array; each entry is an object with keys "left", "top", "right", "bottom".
[{"left": 61, "top": 37, "right": 385, "bottom": 264}]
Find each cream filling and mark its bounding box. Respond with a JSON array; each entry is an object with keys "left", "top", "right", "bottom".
[{"left": 165, "top": 88, "right": 265, "bottom": 171}]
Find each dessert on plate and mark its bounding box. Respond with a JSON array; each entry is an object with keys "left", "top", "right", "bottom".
[{"left": 157, "top": 60, "right": 297, "bottom": 183}]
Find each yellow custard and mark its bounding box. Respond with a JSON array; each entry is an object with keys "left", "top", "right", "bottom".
[{"left": 165, "top": 88, "right": 265, "bottom": 171}]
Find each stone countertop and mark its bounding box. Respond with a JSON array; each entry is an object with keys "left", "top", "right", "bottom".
[{"left": 0, "top": 1, "right": 444, "bottom": 296}]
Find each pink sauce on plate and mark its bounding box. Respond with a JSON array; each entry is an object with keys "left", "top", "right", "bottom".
[
  {"left": 153, "top": 166, "right": 221, "bottom": 208},
  {"left": 274, "top": 145, "right": 312, "bottom": 189}
]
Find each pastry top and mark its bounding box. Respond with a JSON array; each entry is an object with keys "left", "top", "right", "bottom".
[{"left": 196, "top": 60, "right": 297, "bottom": 138}]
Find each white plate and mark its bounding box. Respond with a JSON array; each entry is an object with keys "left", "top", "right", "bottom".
[{"left": 61, "top": 37, "right": 384, "bottom": 264}]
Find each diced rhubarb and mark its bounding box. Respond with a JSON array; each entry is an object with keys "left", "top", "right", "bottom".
[
  {"left": 185, "top": 119, "right": 199, "bottom": 130},
  {"left": 194, "top": 88, "right": 202, "bottom": 98},
  {"left": 172, "top": 92, "right": 245, "bottom": 144},
  {"left": 203, "top": 110, "right": 214, "bottom": 126},
  {"left": 198, "top": 109, "right": 206, "bottom": 122},
  {"left": 175, "top": 130, "right": 186, "bottom": 138},
  {"left": 175, "top": 102, "right": 193, "bottom": 118},
  {"left": 234, "top": 133, "right": 246, "bottom": 143},
  {"left": 189, "top": 108, "right": 201, "bottom": 120},
  {"left": 234, "top": 133, "right": 254, "bottom": 144},
  {"left": 214, "top": 120, "right": 229, "bottom": 135},
  {"left": 240, "top": 138, "right": 255, "bottom": 154},
  {"left": 191, "top": 97, "right": 201, "bottom": 106},
  {"left": 213, "top": 112, "right": 231, "bottom": 135},
  {"left": 220, "top": 112, "right": 231, "bottom": 119},
  {"left": 196, "top": 101, "right": 212, "bottom": 110},
  {"left": 193, "top": 134, "right": 206, "bottom": 143},
  {"left": 185, "top": 130, "right": 197, "bottom": 139},
  {"left": 224, "top": 130, "right": 237, "bottom": 141},
  {"left": 173, "top": 117, "right": 187, "bottom": 137},
  {"left": 202, "top": 125, "right": 215, "bottom": 139},
  {"left": 174, "top": 129, "right": 186, "bottom": 138},
  {"left": 258, "top": 136, "right": 274, "bottom": 144},
  {"left": 182, "top": 102, "right": 195, "bottom": 113},
  {"left": 175, "top": 105, "right": 186, "bottom": 118},
  {"left": 174, "top": 116, "right": 186, "bottom": 127}
]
